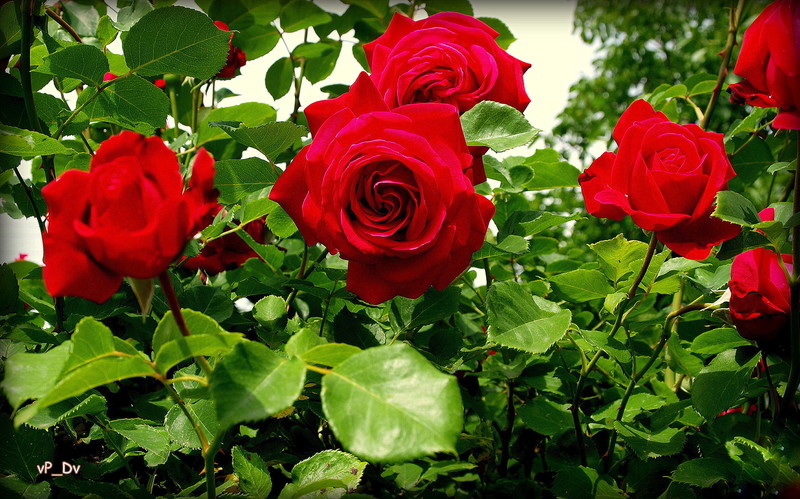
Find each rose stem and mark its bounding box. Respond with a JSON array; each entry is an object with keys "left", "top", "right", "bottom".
[
  {"left": 699, "top": 0, "right": 747, "bottom": 131},
  {"left": 778, "top": 131, "right": 800, "bottom": 423},
  {"left": 602, "top": 301, "right": 711, "bottom": 473},
  {"left": 570, "top": 232, "right": 659, "bottom": 467},
  {"left": 204, "top": 431, "right": 226, "bottom": 499},
  {"left": 45, "top": 6, "right": 82, "bottom": 43},
  {"left": 157, "top": 271, "right": 214, "bottom": 377}
]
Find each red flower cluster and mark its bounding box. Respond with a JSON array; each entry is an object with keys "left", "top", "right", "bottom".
[
  {"left": 271, "top": 12, "right": 530, "bottom": 304},
  {"left": 729, "top": 0, "right": 800, "bottom": 129},
  {"left": 42, "top": 132, "right": 218, "bottom": 303},
  {"left": 213, "top": 21, "right": 246, "bottom": 80},
  {"left": 579, "top": 100, "right": 740, "bottom": 260}
]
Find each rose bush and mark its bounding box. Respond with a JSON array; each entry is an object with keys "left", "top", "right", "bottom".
[
  {"left": 728, "top": 209, "right": 792, "bottom": 341},
  {"left": 363, "top": 11, "right": 530, "bottom": 184},
  {"left": 578, "top": 99, "right": 741, "bottom": 259},
  {"left": 728, "top": 0, "right": 800, "bottom": 129},
  {"left": 270, "top": 73, "right": 494, "bottom": 304},
  {"left": 41, "top": 131, "right": 217, "bottom": 303}
]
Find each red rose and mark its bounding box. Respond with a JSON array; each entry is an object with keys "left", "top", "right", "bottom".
[
  {"left": 729, "top": 209, "right": 792, "bottom": 341},
  {"left": 729, "top": 0, "right": 800, "bottom": 130},
  {"left": 363, "top": 12, "right": 531, "bottom": 184},
  {"left": 42, "top": 131, "right": 218, "bottom": 303},
  {"left": 183, "top": 205, "right": 267, "bottom": 275},
  {"left": 578, "top": 99, "right": 740, "bottom": 260},
  {"left": 270, "top": 73, "right": 494, "bottom": 304},
  {"left": 214, "top": 21, "right": 246, "bottom": 79}
]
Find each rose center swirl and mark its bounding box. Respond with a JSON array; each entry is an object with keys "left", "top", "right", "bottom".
[{"left": 348, "top": 160, "right": 420, "bottom": 239}]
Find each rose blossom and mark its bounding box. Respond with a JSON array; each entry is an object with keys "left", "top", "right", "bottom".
[
  {"left": 363, "top": 12, "right": 531, "bottom": 184},
  {"left": 270, "top": 73, "right": 494, "bottom": 304},
  {"left": 728, "top": 0, "right": 800, "bottom": 129},
  {"left": 578, "top": 99, "right": 740, "bottom": 260},
  {"left": 728, "top": 208, "right": 792, "bottom": 341},
  {"left": 42, "top": 131, "right": 217, "bottom": 303},
  {"left": 213, "top": 21, "right": 246, "bottom": 80}
]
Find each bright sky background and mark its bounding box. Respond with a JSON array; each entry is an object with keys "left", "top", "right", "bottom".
[{"left": 0, "top": 1, "right": 596, "bottom": 264}]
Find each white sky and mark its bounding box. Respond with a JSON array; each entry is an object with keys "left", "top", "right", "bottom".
[{"left": 0, "top": 1, "right": 595, "bottom": 264}]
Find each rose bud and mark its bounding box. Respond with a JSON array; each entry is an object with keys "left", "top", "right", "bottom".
[
  {"left": 729, "top": 244, "right": 792, "bottom": 342},
  {"left": 363, "top": 12, "right": 531, "bottom": 185},
  {"left": 182, "top": 205, "right": 268, "bottom": 275},
  {"left": 42, "top": 131, "right": 218, "bottom": 303},
  {"left": 103, "top": 72, "right": 118, "bottom": 81},
  {"left": 154, "top": 78, "right": 167, "bottom": 90},
  {"left": 213, "top": 20, "right": 247, "bottom": 80},
  {"left": 578, "top": 99, "right": 740, "bottom": 260},
  {"left": 728, "top": 0, "right": 800, "bottom": 130},
  {"left": 270, "top": 73, "right": 494, "bottom": 304}
]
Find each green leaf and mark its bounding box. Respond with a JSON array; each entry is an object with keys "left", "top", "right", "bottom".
[
  {"left": 1, "top": 343, "right": 71, "bottom": 411},
  {"left": 551, "top": 466, "right": 624, "bottom": 498},
  {"left": 109, "top": 419, "right": 170, "bottom": 466},
  {"left": 280, "top": 0, "right": 332, "bottom": 32},
  {"left": 114, "top": 0, "right": 154, "bottom": 31},
  {"left": 690, "top": 328, "right": 751, "bottom": 355},
  {"left": 460, "top": 101, "right": 538, "bottom": 152},
  {"left": 164, "top": 400, "right": 218, "bottom": 450},
  {"left": 267, "top": 205, "right": 298, "bottom": 238},
  {"left": 301, "top": 343, "right": 362, "bottom": 368},
  {"left": 478, "top": 17, "right": 516, "bottom": 49},
  {"left": 155, "top": 332, "right": 243, "bottom": 374},
  {"left": 76, "top": 75, "right": 169, "bottom": 132},
  {"left": 321, "top": 343, "right": 462, "bottom": 462},
  {"left": 26, "top": 393, "right": 107, "bottom": 430},
  {"left": 215, "top": 157, "right": 278, "bottom": 204},
  {"left": 590, "top": 234, "right": 649, "bottom": 283},
  {"left": 304, "top": 40, "right": 342, "bottom": 84},
  {"left": 517, "top": 398, "right": 573, "bottom": 436},
  {"left": 0, "top": 476, "right": 50, "bottom": 499},
  {"left": 0, "top": 2, "right": 21, "bottom": 60},
  {"left": 614, "top": 422, "right": 686, "bottom": 460},
  {"left": 233, "top": 446, "right": 272, "bottom": 499},
  {"left": 712, "top": 190, "right": 761, "bottom": 227},
  {"left": 210, "top": 341, "right": 307, "bottom": 429},
  {"left": 0, "top": 418, "right": 54, "bottom": 482},
  {"left": 278, "top": 450, "right": 366, "bottom": 498},
  {"left": 671, "top": 457, "right": 737, "bottom": 488},
  {"left": 37, "top": 44, "right": 108, "bottom": 86},
  {"left": 523, "top": 149, "right": 581, "bottom": 190},
  {"left": 198, "top": 102, "right": 277, "bottom": 147},
  {"left": 391, "top": 287, "right": 461, "bottom": 331},
  {"left": 550, "top": 269, "right": 614, "bottom": 302},
  {"left": 285, "top": 328, "right": 327, "bottom": 358},
  {"left": 152, "top": 309, "right": 227, "bottom": 353},
  {"left": 487, "top": 281, "right": 572, "bottom": 354},
  {"left": 0, "top": 125, "right": 76, "bottom": 158},
  {"left": 266, "top": 57, "right": 294, "bottom": 100},
  {"left": 341, "top": 0, "right": 388, "bottom": 18},
  {"left": 253, "top": 295, "right": 287, "bottom": 330},
  {"left": 424, "top": 0, "right": 474, "bottom": 16},
  {"left": 123, "top": 6, "right": 230, "bottom": 78},
  {"left": 691, "top": 349, "right": 759, "bottom": 420},
  {"left": 210, "top": 121, "right": 307, "bottom": 162}
]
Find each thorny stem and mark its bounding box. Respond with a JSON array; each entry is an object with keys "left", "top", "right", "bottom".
[
  {"left": 12, "top": 167, "right": 45, "bottom": 234},
  {"left": 699, "top": 0, "right": 747, "bottom": 131},
  {"left": 45, "top": 6, "right": 82, "bottom": 43},
  {"left": 498, "top": 381, "right": 515, "bottom": 477},
  {"left": 157, "top": 272, "right": 214, "bottom": 377},
  {"left": 778, "top": 130, "right": 800, "bottom": 423},
  {"left": 602, "top": 302, "right": 711, "bottom": 471},
  {"left": 571, "top": 350, "right": 603, "bottom": 467},
  {"left": 570, "top": 233, "right": 658, "bottom": 466},
  {"left": 204, "top": 431, "right": 226, "bottom": 499},
  {"left": 286, "top": 249, "right": 329, "bottom": 314},
  {"left": 160, "top": 379, "right": 210, "bottom": 452}
]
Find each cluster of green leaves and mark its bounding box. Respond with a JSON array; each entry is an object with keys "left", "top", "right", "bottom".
[{"left": 2, "top": 0, "right": 800, "bottom": 498}]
